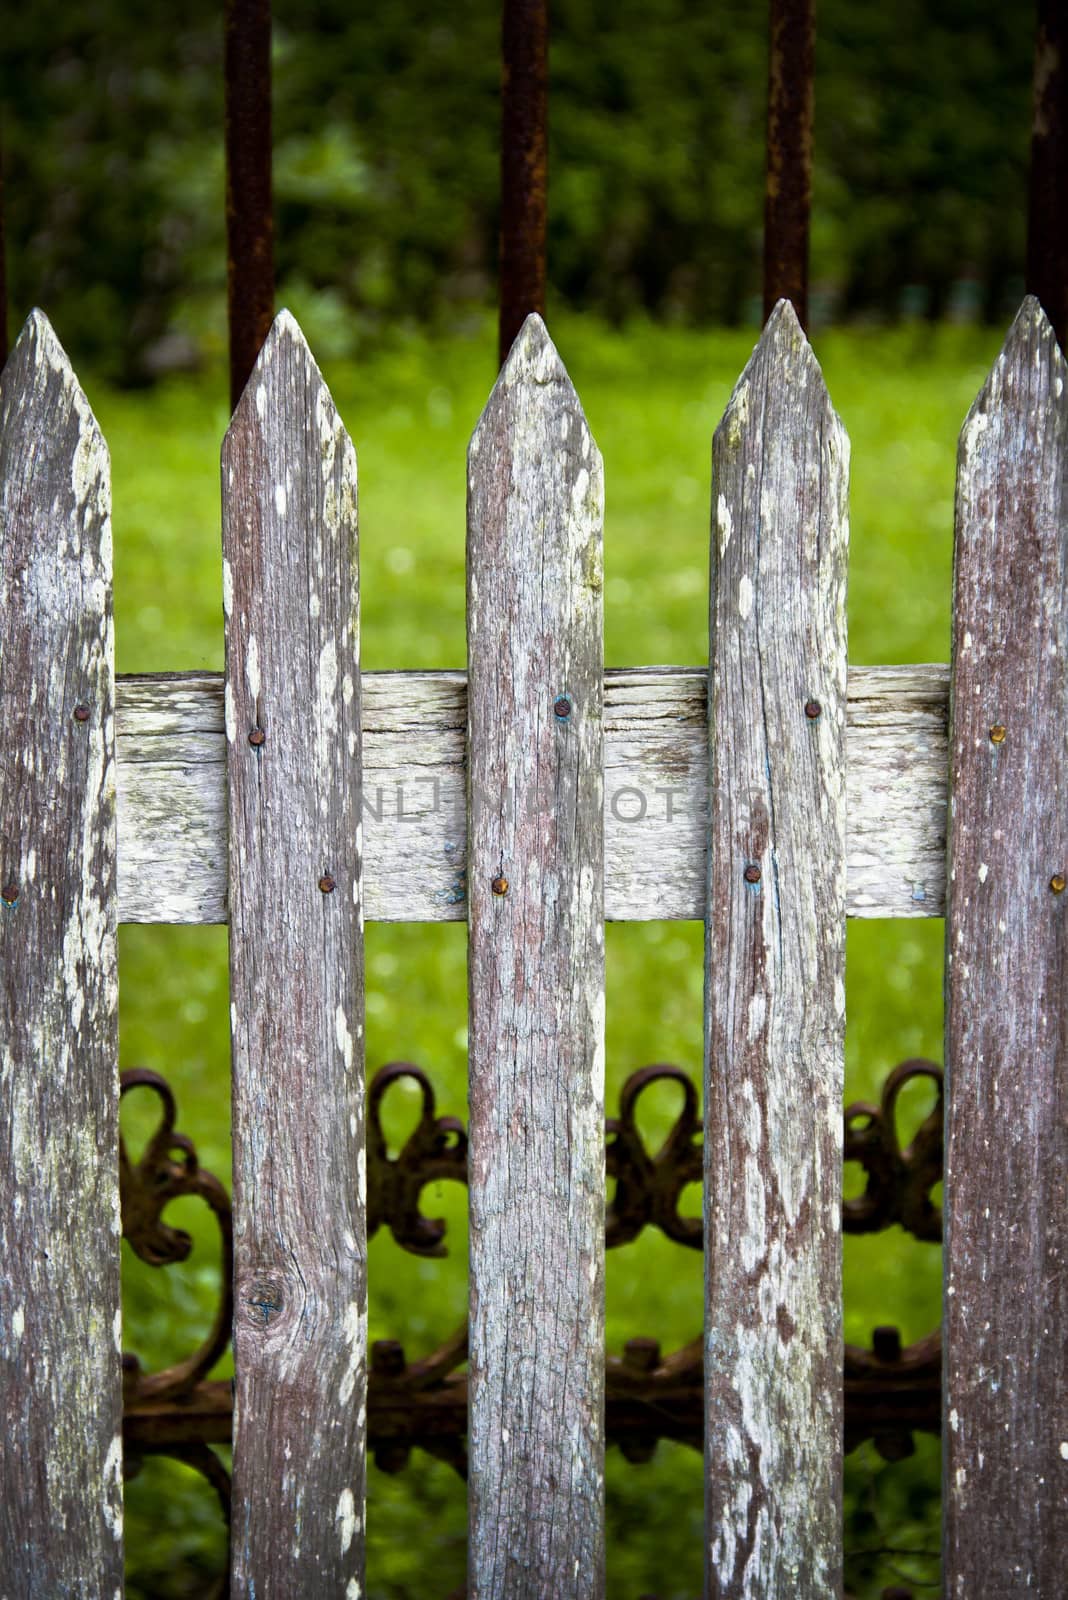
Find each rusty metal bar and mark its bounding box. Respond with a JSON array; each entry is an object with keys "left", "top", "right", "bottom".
[
  {"left": 763, "top": 0, "right": 816, "bottom": 329},
  {"left": 0, "top": 123, "right": 8, "bottom": 369},
  {"left": 224, "top": 0, "right": 274, "bottom": 411},
  {"left": 498, "top": 0, "right": 548, "bottom": 367},
  {"left": 1027, "top": 0, "right": 1068, "bottom": 350}
]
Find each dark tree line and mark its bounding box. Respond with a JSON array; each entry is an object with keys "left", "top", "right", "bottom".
[{"left": 1, "top": 0, "right": 1034, "bottom": 381}]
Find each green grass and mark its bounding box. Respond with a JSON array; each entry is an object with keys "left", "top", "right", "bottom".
[{"left": 105, "top": 311, "right": 1005, "bottom": 1597}]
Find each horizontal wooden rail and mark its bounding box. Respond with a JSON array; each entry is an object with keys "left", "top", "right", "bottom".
[{"left": 116, "top": 661, "right": 947, "bottom": 924}]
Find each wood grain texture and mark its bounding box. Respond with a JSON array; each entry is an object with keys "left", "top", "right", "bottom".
[
  {"left": 223, "top": 312, "right": 367, "bottom": 1596},
  {"left": 466, "top": 315, "right": 606, "bottom": 1597},
  {"left": 113, "top": 663, "right": 948, "bottom": 924},
  {"left": 704, "top": 302, "right": 848, "bottom": 1598},
  {"left": 943, "top": 298, "right": 1068, "bottom": 1596},
  {"left": 0, "top": 312, "right": 123, "bottom": 1595}
]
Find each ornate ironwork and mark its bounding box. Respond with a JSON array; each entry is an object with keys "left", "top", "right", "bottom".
[
  {"left": 367, "top": 1062, "right": 467, "bottom": 1255},
  {"left": 606, "top": 1065, "right": 703, "bottom": 1249},
  {"left": 119, "top": 1070, "right": 233, "bottom": 1407},
  {"left": 120, "top": 1058, "right": 945, "bottom": 1585},
  {"left": 843, "top": 1058, "right": 943, "bottom": 1242}
]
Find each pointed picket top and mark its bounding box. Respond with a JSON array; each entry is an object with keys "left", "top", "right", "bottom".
[
  {"left": 1, "top": 309, "right": 110, "bottom": 527},
  {"left": 4, "top": 304, "right": 94, "bottom": 402},
  {"left": 715, "top": 297, "right": 840, "bottom": 464},
  {"left": 958, "top": 295, "right": 1066, "bottom": 468},
  {"left": 0, "top": 304, "right": 113, "bottom": 743},
  {"left": 497, "top": 309, "right": 570, "bottom": 392},
  {"left": 221, "top": 302, "right": 358, "bottom": 740},
  {"left": 225, "top": 307, "right": 356, "bottom": 489},
  {"left": 228, "top": 306, "right": 314, "bottom": 419},
  {"left": 468, "top": 312, "right": 603, "bottom": 599},
  {"left": 472, "top": 311, "right": 598, "bottom": 465}
]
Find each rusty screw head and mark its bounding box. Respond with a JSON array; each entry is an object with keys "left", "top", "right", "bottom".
[
  {"left": 554, "top": 696, "right": 572, "bottom": 719},
  {"left": 1051, "top": 874, "right": 1066, "bottom": 895},
  {"left": 989, "top": 724, "right": 1007, "bottom": 745},
  {"left": 743, "top": 863, "right": 762, "bottom": 884},
  {"left": 491, "top": 875, "right": 509, "bottom": 896},
  {"left": 804, "top": 699, "right": 822, "bottom": 720},
  {"left": 318, "top": 874, "right": 336, "bottom": 894},
  {"left": 1, "top": 883, "right": 19, "bottom": 906},
  {"left": 248, "top": 727, "right": 266, "bottom": 748},
  {"left": 72, "top": 703, "right": 90, "bottom": 723}
]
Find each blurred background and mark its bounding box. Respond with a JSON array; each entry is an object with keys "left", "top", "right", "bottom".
[
  {"left": 0, "top": 1, "right": 1048, "bottom": 1595},
  {"left": 2, "top": 0, "right": 1034, "bottom": 379}
]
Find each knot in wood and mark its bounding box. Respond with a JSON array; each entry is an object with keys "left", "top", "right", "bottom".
[{"left": 244, "top": 1280, "right": 285, "bottom": 1330}]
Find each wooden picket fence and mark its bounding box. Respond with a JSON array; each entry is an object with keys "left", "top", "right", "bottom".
[{"left": 1, "top": 297, "right": 1065, "bottom": 1598}]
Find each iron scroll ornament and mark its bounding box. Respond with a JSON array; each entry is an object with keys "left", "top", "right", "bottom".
[{"left": 119, "top": 1059, "right": 944, "bottom": 1570}]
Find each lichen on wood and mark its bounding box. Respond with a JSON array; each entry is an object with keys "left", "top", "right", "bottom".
[
  {"left": 223, "top": 310, "right": 367, "bottom": 1596},
  {"left": 704, "top": 302, "right": 849, "bottom": 1598},
  {"left": 466, "top": 314, "right": 606, "bottom": 1598},
  {"left": 944, "top": 296, "right": 1068, "bottom": 1598},
  {"left": 0, "top": 310, "right": 123, "bottom": 1596},
  {"left": 113, "top": 663, "right": 949, "bottom": 926}
]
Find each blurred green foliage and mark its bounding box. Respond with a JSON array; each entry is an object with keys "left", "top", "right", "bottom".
[
  {"left": 101, "top": 312, "right": 1006, "bottom": 1596},
  {"left": 3, "top": 1, "right": 1032, "bottom": 380}
]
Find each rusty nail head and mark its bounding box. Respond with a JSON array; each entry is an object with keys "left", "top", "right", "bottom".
[
  {"left": 554, "top": 696, "right": 572, "bottom": 719},
  {"left": 249, "top": 727, "right": 266, "bottom": 747},
  {"left": 318, "top": 874, "right": 336, "bottom": 894},
  {"left": 1, "top": 882, "right": 18, "bottom": 906},
  {"left": 989, "top": 724, "right": 1007, "bottom": 745},
  {"left": 491, "top": 875, "right": 509, "bottom": 896},
  {"left": 743, "top": 863, "right": 762, "bottom": 884},
  {"left": 73, "top": 703, "right": 90, "bottom": 723},
  {"left": 1051, "top": 874, "right": 1066, "bottom": 895},
  {"left": 804, "top": 699, "right": 822, "bottom": 720}
]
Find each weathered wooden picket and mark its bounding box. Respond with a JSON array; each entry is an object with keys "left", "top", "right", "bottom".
[{"left": 1, "top": 297, "right": 1065, "bottom": 1597}]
